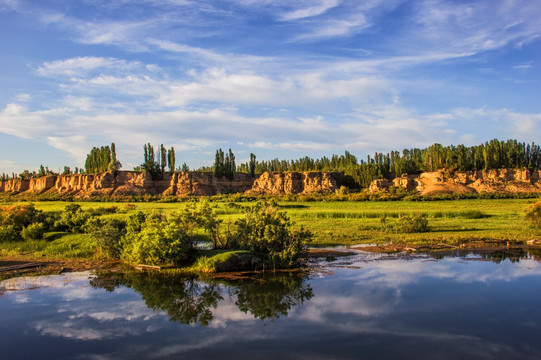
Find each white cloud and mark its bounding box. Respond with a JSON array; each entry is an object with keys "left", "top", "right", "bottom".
[
  {"left": 47, "top": 135, "right": 90, "bottom": 160},
  {"left": 410, "top": 0, "right": 541, "bottom": 55},
  {"left": 280, "top": 0, "right": 341, "bottom": 21},
  {"left": 0, "top": 103, "right": 53, "bottom": 139},
  {"left": 0, "top": 160, "right": 26, "bottom": 174},
  {"left": 37, "top": 57, "right": 145, "bottom": 78}
]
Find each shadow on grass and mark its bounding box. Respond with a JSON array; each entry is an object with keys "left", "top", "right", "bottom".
[
  {"left": 43, "top": 232, "right": 67, "bottom": 242},
  {"left": 279, "top": 204, "right": 309, "bottom": 209}
]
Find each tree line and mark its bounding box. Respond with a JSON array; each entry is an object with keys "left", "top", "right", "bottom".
[
  {"left": 2, "top": 139, "right": 540, "bottom": 189},
  {"left": 231, "top": 139, "right": 541, "bottom": 188}
]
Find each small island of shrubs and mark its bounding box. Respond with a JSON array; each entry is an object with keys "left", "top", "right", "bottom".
[{"left": 0, "top": 200, "right": 312, "bottom": 273}]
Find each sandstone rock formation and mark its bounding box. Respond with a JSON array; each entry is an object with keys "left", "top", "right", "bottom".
[
  {"left": 2, "top": 168, "right": 540, "bottom": 198},
  {"left": 249, "top": 171, "right": 341, "bottom": 195},
  {"left": 0, "top": 170, "right": 340, "bottom": 198},
  {"left": 368, "top": 169, "right": 541, "bottom": 195}
]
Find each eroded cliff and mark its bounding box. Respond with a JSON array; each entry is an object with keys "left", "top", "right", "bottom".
[
  {"left": 368, "top": 169, "right": 541, "bottom": 195},
  {"left": 0, "top": 170, "right": 341, "bottom": 198},
  {"left": 3, "top": 168, "right": 538, "bottom": 198},
  {"left": 249, "top": 171, "right": 342, "bottom": 195}
]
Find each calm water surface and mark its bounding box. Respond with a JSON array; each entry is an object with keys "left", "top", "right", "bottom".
[{"left": 2, "top": 250, "right": 541, "bottom": 360}]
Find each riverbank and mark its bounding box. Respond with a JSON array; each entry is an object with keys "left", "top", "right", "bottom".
[
  {"left": 4, "top": 243, "right": 541, "bottom": 281},
  {"left": 2, "top": 197, "right": 541, "bottom": 279}
]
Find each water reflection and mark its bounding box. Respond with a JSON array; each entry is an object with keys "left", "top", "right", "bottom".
[
  {"left": 3, "top": 252, "right": 541, "bottom": 360},
  {"left": 89, "top": 271, "right": 313, "bottom": 325},
  {"left": 427, "top": 248, "right": 541, "bottom": 263}
]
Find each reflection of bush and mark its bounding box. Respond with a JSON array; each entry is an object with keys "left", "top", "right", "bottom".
[
  {"left": 232, "top": 272, "right": 313, "bottom": 321},
  {"left": 91, "top": 271, "right": 313, "bottom": 325}
]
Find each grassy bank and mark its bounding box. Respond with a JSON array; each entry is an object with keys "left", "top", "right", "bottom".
[{"left": 1, "top": 198, "right": 541, "bottom": 267}]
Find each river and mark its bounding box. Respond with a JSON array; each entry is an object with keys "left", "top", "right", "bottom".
[{"left": 2, "top": 249, "right": 541, "bottom": 359}]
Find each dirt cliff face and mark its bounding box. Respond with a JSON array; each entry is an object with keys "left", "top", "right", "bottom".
[
  {"left": 2, "top": 179, "right": 30, "bottom": 193},
  {"left": 2, "top": 168, "right": 539, "bottom": 198},
  {"left": 369, "top": 169, "right": 541, "bottom": 195},
  {"left": 250, "top": 171, "right": 340, "bottom": 194},
  {"left": 0, "top": 171, "right": 259, "bottom": 198},
  {"left": 170, "top": 172, "right": 255, "bottom": 196},
  {"left": 29, "top": 176, "right": 57, "bottom": 193}
]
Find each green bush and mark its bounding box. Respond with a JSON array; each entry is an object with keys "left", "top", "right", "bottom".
[
  {"left": 0, "top": 225, "right": 21, "bottom": 242},
  {"left": 0, "top": 204, "right": 43, "bottom": 232},
  {"left": 231, "top": 201, "right": 312, "bottom": 267},
  {"left": 86, "top": 217, "right": 126, "bottom": 258},
  {"left": 381, "top": 213, "right": 429, "bottom": 233},
  {"left": 526, "top": 201, "right": 541, "bottom": 228},
  {"left": 122, "top": 212, "right": 196, "bottom": 266},
  {"left": 54, "top": 204, "right": 93, "bottom": 233},
  {"left": 21, "top": 222, "right": 46, "bottom": 240}
]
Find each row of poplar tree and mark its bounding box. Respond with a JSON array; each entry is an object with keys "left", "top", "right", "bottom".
[
  {"left": 3, "top": 139, "right": 540, "bottom": 188},
  {"left": 232, "top": 139, "right": 541, "bottom": 188}
]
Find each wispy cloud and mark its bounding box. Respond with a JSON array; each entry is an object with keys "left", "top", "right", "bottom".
[
  {"left": 37, "top": 57, "right": 145, "bottom": 78},
  {"left": 410, "top": 0, "right": 541, "bottom": 55},
  {"left": 280, "top": 0, "right": 341, "bottom": 21}
]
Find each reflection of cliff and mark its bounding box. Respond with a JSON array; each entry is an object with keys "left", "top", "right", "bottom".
[
  {"left": 369, "top": 168, "right": 541, "bottom": 195},
  {"left": 90, "top": 271, "right": 313, "bottom": 325},
  {"left": 0, "top": 171, "right": 342, "bottom": 197}
]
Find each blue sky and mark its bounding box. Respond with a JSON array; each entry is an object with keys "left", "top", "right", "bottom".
[{"left": 1, "top": 0, "right": 540, "bottom": 173}]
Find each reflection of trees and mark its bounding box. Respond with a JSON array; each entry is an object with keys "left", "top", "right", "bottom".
[
  {"left": 230, "top": 272, "right": 313, "bottom": 320},
  {"left": 428, "top": 248, "right": 539, "bottom": 264},
  {"left": 90, "top": 270, "right": 312, "bottom": 325},
  {"left": 479, "top": 249, "right": 529, "bottom": 263},
  {"left": 91, "top": 273, "right": 222, "bottom": 326}
]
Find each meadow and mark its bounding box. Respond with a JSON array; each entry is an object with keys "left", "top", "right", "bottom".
[{"left": 1, "top": 198, "right": 540, "bottom": 261}]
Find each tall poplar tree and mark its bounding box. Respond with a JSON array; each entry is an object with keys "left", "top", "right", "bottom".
[
  {"left": 249, "top": 153, "right": 256, "bottom": 177},
  {"left": 160, "top": 144, "right": 167, "bottom": 173},
  {"left": 167, "top": 147, "right": 176, "bottom": 173}
]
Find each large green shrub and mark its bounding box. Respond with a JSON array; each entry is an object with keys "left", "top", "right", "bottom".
[
  {"left": 0, "top": 204, "right": 43, "bottom": 232},
  {"left": 85, "top": 217, "right": 127, "bottom": 258},
  {"left": 526, "top": 201, "right": 541, "bottom": 228},
  {"left": 231, "top": 201, "right": 312, "bottom": 267},
  {"left": 381, "top": 213, "right": 429, "bottom": 233},
  {"left": 122, "top": 212, "right": 196, "bottom": 266},
  {"left": 0, "top": 225, "right": 21, "bottom": 242},
  {"left": 54, "top": 204, "right": 93, "bottom": 233},
  {"left": 21, "top": 223, "right": 46, "bottom": 240}
]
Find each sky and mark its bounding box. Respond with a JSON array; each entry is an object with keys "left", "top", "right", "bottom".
[{"left": 0, "top": 0, "right": 540, "bottom": 174}]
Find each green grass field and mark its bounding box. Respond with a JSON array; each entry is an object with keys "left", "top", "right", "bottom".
[{"left": 1, "top": 198, "right": 540, "bottom": 260}]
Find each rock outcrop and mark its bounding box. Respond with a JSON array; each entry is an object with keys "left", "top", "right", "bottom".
[
  {"left": 249, "top": 171, "right": 341, "bottom": 195},
  {"left": 1, "top": 171, "right": 338, "bottom": 198},
  {"left": 369, "top": 169, "right": 541, "bottom": 195},
  {"left": 2, "top": 168, "right": 540, "bottom": 198},
  {"left": 46, "top": 171, "right": 257, "bottom": 197}
]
